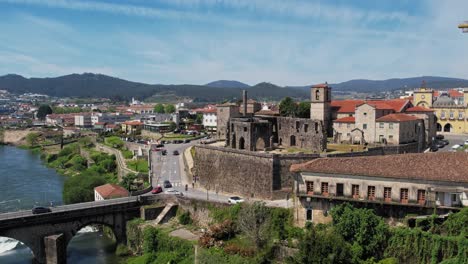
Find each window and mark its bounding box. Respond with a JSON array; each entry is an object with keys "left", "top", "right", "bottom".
[
  {"left": 315, "top": 90, "right": 320, "bottom": 100},
  {"left": 347, "top": 123, "right": 350, "bottom": 128},
  {"left": 296, "top": 121, "right": 300, "bottom": 130},
  {"left": 315, "top": 123, "right": 318, "bottom": 133},
  {"left": 417, "top": 190, "right": 426, "bottom": 204},
  {"left": 415, "top": 124, "right": 418, "bottom": 133},
  {"left": 306, "top": 209, "right": 312, "bottom": 221},
  {"left": 321, "top": 182, "right": 329, "bottom": 195},
  {"left": 459, "top": 112, "right": 464, "bottom": 119},
  {"left": 451, "top": 194, "right": 458, "bottom": 202},
  {"left": 352, "top": 185, "right": 360, "bottom": 198},
  {"left": 389, "top": 123, "right": 393, "bottom": 129},
  {"left": 368, "top": 186, "right": 376, "bottom": 200},
  {"left": 279, "top": 124, "right": 281, "bottom": 130},
  {"left": 346, "top": 133, "right": 350, "bottom": 137},
  {"left": 363, "top": 124, "right": 367, "bottom": 130},
  {"left": 304, "top": 124, "right": 308, "bottom": 132},
  {"left": 379, "top": 123, "right": 384, "bottom": 128},
  {"left": 336, "top": 183, "right": 344, "bottom": 196},
  {"left": 243, "top": 127, "right": 247, "bottom": 132},
  {"left": 384, "top": 187, "right": 392, "bottom": 201},
  {"left": 306, "top": 181, "right": 314, "bottom": 194},
  {"left": 400, "top": 188, "right": 409, "bottom": 203},
  {"left": 364, "top": 112, "right": 367, "bottom": 116},
  {"left": 441, "top": 111, "right": 446, "bottom": 118},
  {"left": 450, "top": 111, "right": 454, "bottom": 119},
  {"left": 389, "top": 135, "right": 393, "bottom": 140}
]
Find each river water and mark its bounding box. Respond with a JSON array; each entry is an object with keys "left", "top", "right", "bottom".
[{"left": 0, "top": 145, "right": 122, "bottom": 263}]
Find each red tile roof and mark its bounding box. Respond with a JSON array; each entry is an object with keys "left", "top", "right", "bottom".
[
  {"left": 290, "top": 152, "right": 468, "bottom": 183},
  {"left": 123, "top": 121, "right": 143, "bottom": 126},
  {"left": 94, "top": 184, "right": 129, "bottom": 199},
  {"left": 331, "top": 99, "right": 410, "bottom": 113},
  {"left": 376, "top": 113, "right": 421, "bottom": 122},
  {"left": 449, "top": 89, "right": 463, "bottom": 98},
  {"left": 334, "top": 116, "right": 355, "bottom": 123},
  {"left": 312, "top": 83, "right": 330, "bottom": 88},
  {"left": 405, "top": 106, "right": 434, "bottom": 112}
]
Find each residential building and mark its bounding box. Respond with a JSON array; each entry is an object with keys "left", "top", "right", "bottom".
[
  {"left": 291, "top": 152, "right": 468, "bottom": 226},
  {"left": 121, "top": 120, "right": 143, "bottom": 135},
  {"left": 74, "top": 114, "right": 92, "bottom": 128},
  {"left": 192, "top": 105, "right": 217, "bottom": 133},
  {"left": 94, "top": 184, "right": 129, "bottom": 201}
]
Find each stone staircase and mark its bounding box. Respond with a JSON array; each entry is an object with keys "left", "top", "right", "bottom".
[{"left": 152, "top": 203, "right": 177, "bottom": 225}]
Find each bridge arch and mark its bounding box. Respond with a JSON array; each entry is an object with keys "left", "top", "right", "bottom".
[
  {"left": 0, "top": 236, "right": 35, "bottom": 262},
  {"left": 0, "top": 233, "right": 41, "bottom": 262}
]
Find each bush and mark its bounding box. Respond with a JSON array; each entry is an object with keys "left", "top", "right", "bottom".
[
  {"left": 122, "top": 149, "right": 134, "bottom": 159},
  {"left": 115, "top": 244, "right": 130, "bottom": 257},
  {"left": 127, "top": 159, "right": 149, "bottom": 173},
  {"left": 179, "top": 211, "right": 193, "bottom": 225},
  {"left": 105, "top": 136, "right": 124, "bottom": 149},
  {"left": 62, "top": 172, "right": 106, "bottom": 204}
]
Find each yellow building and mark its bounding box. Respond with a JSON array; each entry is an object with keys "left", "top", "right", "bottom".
[
  {"left": 413, "top": 88, "right": 468, "bottom": 134},
  {"left": 121, "top": 121, "right": 143, "bottom": 135}
]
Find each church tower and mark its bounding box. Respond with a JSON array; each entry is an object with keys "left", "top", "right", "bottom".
[{"left": 310, "top": 83, "right": 332, "bottom": 136}]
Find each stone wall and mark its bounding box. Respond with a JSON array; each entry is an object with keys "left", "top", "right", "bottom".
[
  {"left": 276, "top": 117, "right": 326, "bottom": 152},
  {"left": 325, "top": 141, "right": 421, "bottom": 158},
  {"left": 193, "top": 145, "right": 319, "bottom": 199}
]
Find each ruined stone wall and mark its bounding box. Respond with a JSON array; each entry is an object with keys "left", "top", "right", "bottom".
[
  {"left": 193, "top": 145, "right": 319, "bottom": 199},
  {"left": 228, "top": 118, "right": 272, "bottom": 151},
  {"left": 277, "top": 117, "right": 326, "bottom": 152},
  {"left": 193, "top": 145, "right": 275, "bottom": 199}
]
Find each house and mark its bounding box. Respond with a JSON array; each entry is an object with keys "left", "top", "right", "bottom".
[
  {"left": 94, "top": 184, "right": 129, "bottom": 201},
  {"left": 290, "top": 152, "right": 468, "bottom": 226},
  {"left": 121, "top": 120, "right": 143, "bottom": 135},
  {"left": 192, "top": 105, "right": 217, "bottom": 133}
]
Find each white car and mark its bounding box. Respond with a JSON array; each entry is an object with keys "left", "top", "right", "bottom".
[
  {"left": 164, "top": 189, "right": 183, "bottom": 196},
  {"left": 450, "top": 144, "right": 461, "bottom": 152},
  {"left": 228, "top": 196, "right": 244, "bottom": 204},
  {"left": 464, "top": 139, "right": 468, "bottom": 146}
]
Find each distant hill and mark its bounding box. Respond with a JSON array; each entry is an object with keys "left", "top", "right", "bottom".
[
  {"left": 0, "top": 73, "right": 306, "bottom": 102},
  {"left": 205, "top": 80, "right": 250, "bottom": 89},
  {"left": 1, "top": 73, "right": 466, "bottom": 102},
  {"left": 293, "top": 76, "right": 468, "bottom": 93}
]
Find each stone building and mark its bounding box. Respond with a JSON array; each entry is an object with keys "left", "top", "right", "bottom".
[
  {"left": 276, "top": 117, "right": 326, "bottom": 151},
  {"left": 290, "top": 152, "right": 468, "bottom": 226},
  {"left": 227, "top": 117, "right": 273, "bottom": 151},
  {"left": 216, "top": 103, "right": 241, "bottom": 140}
]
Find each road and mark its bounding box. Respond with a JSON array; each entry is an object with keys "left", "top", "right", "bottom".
[{"left": 436, "top": 133, "right": 468, "bottom": 152}]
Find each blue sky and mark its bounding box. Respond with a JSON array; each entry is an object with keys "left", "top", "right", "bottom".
[{"left": 0, "top": 0, "right": 467, "bottom": 86}]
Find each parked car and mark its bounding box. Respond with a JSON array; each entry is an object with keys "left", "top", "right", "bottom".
[
  {"left": 464, "top": 139, "right": 468, "bottom": 146},
  {"left": 151, "top": 186, "right": 163, "bottom": 194},
  {"left": 162, "top": 150, "right": 167, "bottom": 155},
  {"left": 435, "top": 135, "right": 445, "bottom": 140},
  {"left": 183, "top": 139, "right": 191, "bottom": 143},
  {"left": 441, "top": 139, "right": 449, "bottom": 145},
  {"left": 228, "top": 196, "right": 244, "bottom": 204},
  {"left": 435, "top": 141, "right": 445, "bottom": 148},
  {"left": 163, "top": 180, "right": 172, "bottom": 188},
  {"left": 165, "top": 189, "right": 183, "bottom": 196},
  {"left": 173, "top": 150, "right": 179, "bottom": 155},
  {"left": 450, "top": 144, "right": 461, "bottom": 152},
  {"left": 32, "top": 206, "right": 51, "bottom": 214},
  {"left": 430, "top": 145, "right": 438, "bottom": 152}
]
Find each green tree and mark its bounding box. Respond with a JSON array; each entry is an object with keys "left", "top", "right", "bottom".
[
  {"left": 154, "top": 103, "right": 165, "bottom": 114},
  {"left": 237, "top": 202, "right": 271, "bottom": 249},
  {"left": 121, "top": 173, "right": 137, "bottom": 191},
  {"left": 297, "top": 102, "right": 311, "bottom": 118},
  {"left": 26, "top": 132, "right": 40, "bottom": 147},
  {"left": 37, "top": 104, "right": 53, "bottom": 120},
  {"left": 164, "top": 104, "right": 176, "bottom": 114},
  {"left": 330, "top": 203, "right": 389, "bottom": 262},
  {"left": 62, "top": 172, "right": 106, "bottom": 204},
  {"left": 279, "top": 97, "right": 297, "bottom": 117},
  {"left": 291, "top": 224, "right": 352, "bottom": 264},
  {"left": 195, "top": 113, "right": 203, "bottom": 124}
]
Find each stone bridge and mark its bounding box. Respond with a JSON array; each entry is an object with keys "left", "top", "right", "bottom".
[{"left": 0, "top": 196, "right": 156, "bottom": 263}]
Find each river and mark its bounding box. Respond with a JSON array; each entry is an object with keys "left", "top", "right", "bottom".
[{"left": 0, "top": 145, "right": 123, "bottom": 263}]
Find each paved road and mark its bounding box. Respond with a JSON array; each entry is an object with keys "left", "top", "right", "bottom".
[{"left": 436, "top": 133, "right": 468, "bottom": 152}]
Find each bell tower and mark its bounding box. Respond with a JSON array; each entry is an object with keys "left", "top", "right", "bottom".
[
  {"left": 413, "top": 81, "right": 434, "bottom": 108},
  {"left": 310, "top": 83, "right": 332, "bottom": 135}
]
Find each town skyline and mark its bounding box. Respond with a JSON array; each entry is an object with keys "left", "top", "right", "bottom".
[{"left": 1, "top": 0, "right": 467, "bottom": 86}]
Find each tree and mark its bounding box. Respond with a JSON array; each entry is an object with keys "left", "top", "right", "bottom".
[
  {"left": 154, "top": 103, "right": 165, "bottom": 114},
  {"left": 37, "top": 104, "right": 53, "bottom": 120},
  {"left": 121, "top": 173, "right": 137, "bottom": 191},
  {"left": 330, "top": 203, "right": 389, "bottom": 262},
  {"left": 164, "top": 104, "right": 176, "bottom": 114},
  {"left": 26, "top": 132, "right": 40, "bottom": 147},
  {"left": 292, "top": 224, "right": 352, "bottom": 264},
  {"left": 297, "top": 102, "right": 311, "bottom": 118},
  {"left": 195, "top": 114, "right": 203, "bottom": 124},
  {"left": 279, "top": 97, "right": 297, "bottom": 117},
  {"left": 237, "top": 201, "right": 271, "bottom": 249}
]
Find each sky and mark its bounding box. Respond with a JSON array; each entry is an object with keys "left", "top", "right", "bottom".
[{"left": 0, "top": 0, "right": 467, "bottom": 86}]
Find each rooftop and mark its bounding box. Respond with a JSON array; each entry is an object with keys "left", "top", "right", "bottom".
[
  {"left": 376, "top": 113, "right": 422, "bottom": 122},
  {"left": 334, "top": 116, "right": 355, "bottom": 123},
  {"left": 94, "top": 184, "right": 129, "bottom": 199},
  {"left": 331, "top": 99, "right": 409, "bottom": 113},
  {"left": 405, "top": 106, "right": 434, "bottom": 112},
  {"left": 290, "top": 152, "right": 468, "bottom": 184}
]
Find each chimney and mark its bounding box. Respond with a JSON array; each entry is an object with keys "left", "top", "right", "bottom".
[{"left": 242, "top": 90, "right": 248, "bottom": 116}]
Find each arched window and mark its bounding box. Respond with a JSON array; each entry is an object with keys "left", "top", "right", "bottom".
[
  {"left": 239, "top": 137, "right": 245, "bottom": 149},
  {"left": 315, "top": 90, "right": 320, "bottom": 100},
  {"left": 290, "top": 135, "right": 296, "bottom": 146}
]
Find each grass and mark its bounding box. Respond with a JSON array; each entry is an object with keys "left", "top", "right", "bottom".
[
  {"left": 327, "top": 143, "right": 366, "bottom": 153},
  {"left": 284, "top": 147, "right": 316, "bottom": 154},
  {"left": 127, "top": 159, "right": 149, "bottom": 173}
]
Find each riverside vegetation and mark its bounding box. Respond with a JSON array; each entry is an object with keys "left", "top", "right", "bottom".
[{"left": 120, "top": 202, "right": 467, "bottom": 264}]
